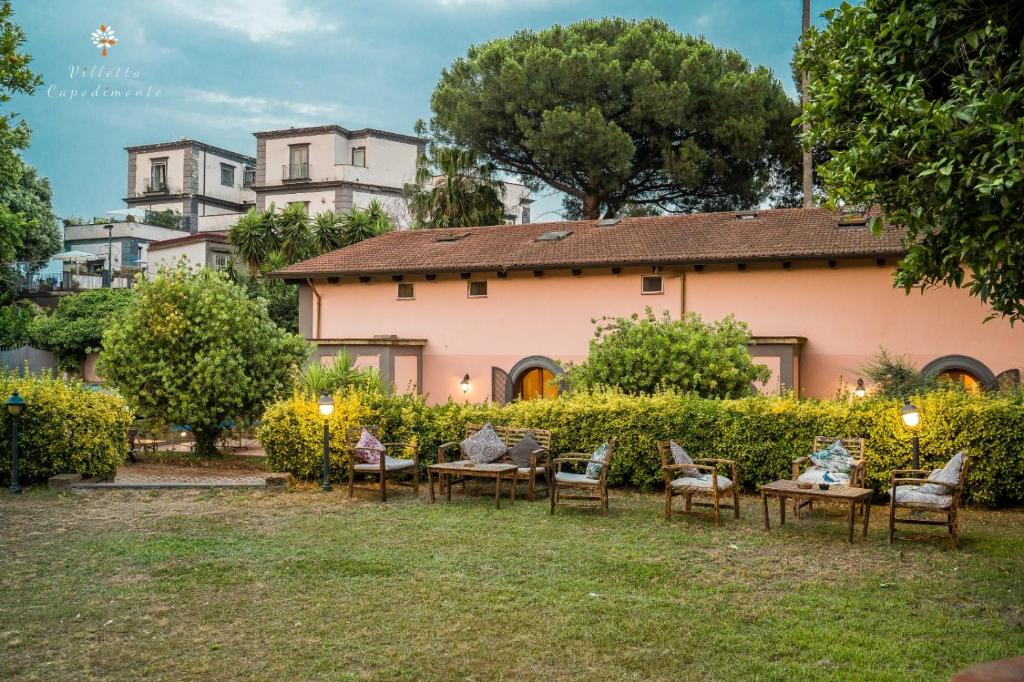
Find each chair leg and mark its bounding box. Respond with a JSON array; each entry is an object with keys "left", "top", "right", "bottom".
[
  {"left": 381, "top": 475, "right": 387, "bottom": 503},
  {"left": 413, "top": 468, "right": 420, "bottom": 496},
  {"left": 888, "top": 498, "right": 896, "bottom": 544},
  {"left": 733, "top": 487, "right": 741, "bottom": 519},
  {"left": 685, "top": 494, "right": 692, "bottom": 513},
  {"left": 664, "top": 488, "right": 672, "bottom": 521},
  {"left": 712, "top": 501, "right": 721, "bottom": 526},
  {"left": 348, "top": 466, "right": 354, "bottom": 499},
  {"left": 602, "top": 486, "right": 609, "bottom": 515},
  {"left": 550, "top": 484, "right": 556, "bottom": 515},
  {"left": 529, "top": 475, "right": 535, "bottom": 502}
]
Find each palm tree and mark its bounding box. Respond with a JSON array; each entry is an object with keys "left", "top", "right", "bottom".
[
  {"left": 228, "top": 207, "right": 275, "bottom": 277},
  {"left": 404, "top": 146, "right": 506, "bottom": 228},
  {"left": 278, "top": 202, "right": 311, "bottom": 263},
  {"left": 310, "top": 210, "right": 345, "bottom": 254},
  {"left": 341, "top": 199, "right": 395, "bottom": 246}
]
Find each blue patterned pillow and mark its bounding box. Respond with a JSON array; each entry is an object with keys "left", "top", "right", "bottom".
[
  {"left": 810, "top": 440, "right": 853, "bottom": 474},
  {"left": 585, "top": 442, "right": 609, "bottom": 479}
]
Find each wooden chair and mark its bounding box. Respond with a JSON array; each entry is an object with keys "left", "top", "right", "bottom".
[
  {"left": 346, "top": 426, "right": 419, "bottom": 502},
  {"left": 549, "top": 438, "right": 615, "bottom": 515},
  {"left": 657, "top": 441, "right": 739, "bottom": 526},
  {"left": 792, "top": 436, "right": 867, "bottom": 514},
  {"left": 437, "top": 424, "right": 552, "bottom": 501},
  {"left": 889, "top": 452, "right": 969, "bottom": 548}
]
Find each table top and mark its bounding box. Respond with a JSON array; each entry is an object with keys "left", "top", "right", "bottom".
[
  {"left": 428, "top": 461, "right": 517, "bottom": 473},
  {"left": 760, "top": 479, "right": 872, "bottom": 499}
]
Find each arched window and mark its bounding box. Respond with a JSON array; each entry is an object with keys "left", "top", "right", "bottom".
[
  {"left": 506, "top": 356, "right": 563, "bottom": 402},
  {"left": 922, "top": 355, "right": 996, "bottom": 393}
]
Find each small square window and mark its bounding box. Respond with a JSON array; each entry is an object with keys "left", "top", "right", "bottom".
[
  {"left": 468, "top": 280, "right": 488, "bottom": 298},
  {"left": 641, "top": 275, "right": 663, "bottom": 295},
  {"left": 220, "top": 163, "right": 235, "bottom": 187},
  {"left": 397, "top": 282, "right": 414, "bottom": 300},
  {"left": 352, "top": 146, "right": 366, "bottom": 167}
]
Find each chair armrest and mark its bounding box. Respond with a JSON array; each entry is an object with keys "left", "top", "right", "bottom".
[
  {"left": 436, "top": 442, "right": 460, "bottom": 463},
  {"left": 528, "top": 448, "right": 549, "bottom": 470},
  {"left": 693, "top": 457, "right": 734, "bottom": 465},
  {"left": 892, "top": 469, "right": 930, "bottom": 477},
  {"left": 792, "top": 456, "right": 810, "bottom": 478},
  {"left": 892, "top": 477, "right": 960, "bottom": 492},
  {"left": 552, "top": 456, "right": 594, "bottom": 473}
]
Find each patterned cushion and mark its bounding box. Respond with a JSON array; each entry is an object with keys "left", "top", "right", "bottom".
[
  {"left": 797, "top": 466, "right": 850, "bottom": 486},
  {"left": 671, "top": 473, "right": 733, "bottom": 490},
  {"left": 669, "top": 440, "right": 700, "bottom": 476},
  {"left": 461, "top": 423, "right": 507, "bottom": 464},
  {"left": 354, "top": 428, "right": 385, "bottom": 464},
  {"left": 920, "top": 451, "right": 965, "bottom": 495},
  {"left": 890, "top": 485, "right": 953, "bottom": 509},
  {"left": 585, "top": 442, "right": 609, "bottom": 479},
  {"left": 809, "top": 440, "right": 854, "bottom": 474},
  {"left": 507, "top": 432, "right": 542, "bottom": 468},
  {"left": 353, "top": 455, "right": 415, "bottom": 472},
  {"left": 555, "top": 471, "right": 600, "bottom": 485}
]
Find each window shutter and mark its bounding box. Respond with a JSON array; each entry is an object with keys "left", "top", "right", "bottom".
[{"left": 491, "top": 367, "right": 510, "bottom": 405}]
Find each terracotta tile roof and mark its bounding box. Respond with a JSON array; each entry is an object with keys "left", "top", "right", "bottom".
[
  {"left": 272, "top": 208, "right": 905, "bottom": 278},
  {"left": 147, "top": 231, "right": 230, "bottom": 252}
]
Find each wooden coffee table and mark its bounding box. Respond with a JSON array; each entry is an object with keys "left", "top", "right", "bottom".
[
  {"left": 427, "top": 461, "right": 517, "bottom": 509},
  {"left": 759, "top": 479, "right": 872, "bottom": 543}
]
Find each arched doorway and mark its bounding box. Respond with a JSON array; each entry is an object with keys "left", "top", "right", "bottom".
[
  {"left": 922, "top": 355, "right": 996, "bottom": 393},
  {"left": 507, "top": 356, "right": 562, "bottom": 402}
]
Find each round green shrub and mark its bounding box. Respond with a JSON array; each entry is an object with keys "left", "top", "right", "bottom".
[{"left": 0, "top": 371, "right": 131, "bottom": 484}]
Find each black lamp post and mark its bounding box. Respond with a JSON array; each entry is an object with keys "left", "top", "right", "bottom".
[
  {"left": 318, "top": 393, "right": 334, "bottom": 491},
  {"left": 900, "top": 401, "right": 921, "bottom": 469},
  {"left": 103, "top": 223, "right": 114, "bottom": 288},
  {"left": 6, "top": 390, "right": 25, "bottom": 494}
]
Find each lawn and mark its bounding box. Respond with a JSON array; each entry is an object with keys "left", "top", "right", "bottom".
[{"left": 1, "top": 485, "right": 1021, "bottom": 681}]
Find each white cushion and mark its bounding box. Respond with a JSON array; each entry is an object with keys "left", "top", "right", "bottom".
[
  {"left": 890, "top": 485, "right": 953, "bottom": 509},
  {"left": 353, "top": 455, "right": 415, "bottom": 472},
  {"left": 920, "top": 451, "right": 965, "bottom": 495},
  {"left": 555, "top": 471, "right": 600, "bottom": 485},
  {"left": 671, "top": 473, "right": 733, "bottom": 490},
  {"left": 797, "top": 466, "right": 849, "bottom": 486}
]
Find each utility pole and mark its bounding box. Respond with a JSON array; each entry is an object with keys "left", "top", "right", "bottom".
[{"left": 801, "top": 0, "right": 813, "bottom": 208}]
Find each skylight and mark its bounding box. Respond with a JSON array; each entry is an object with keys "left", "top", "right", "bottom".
[
  {"left": 536, "top": 230, "right": 574, "bottom": 242},
  {"left": 596, "top": 217, "right": 620, "bottom": 227},
  {"left": 735, "top": 210, "right": 758, "bottom": 220},
  {"left": 434, "top": 232, "right": 470, "bottom": 243}
]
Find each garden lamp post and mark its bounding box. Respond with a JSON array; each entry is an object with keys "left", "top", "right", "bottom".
[
  {"left": 6, "top": 390, "right": 25, "bottom": 494},
  {"left": 854, "top": 378, "right": 867, "bottom": 399},
  {"left": 318, "top": 393, "right": 334, "bottom": 492},
  {"left": 900, "top": 401, "right": 921, "bottom": 469},
  {"left": 103, "top": 223, "right": 114, "bottom": 288}
]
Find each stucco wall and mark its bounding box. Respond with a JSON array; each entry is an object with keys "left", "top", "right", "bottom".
[
  {"left": 133, "top": 148, "right": 185, "bottom": 194},
  {"left": 263, "top": 190, "right": 336, "bottom": 215},
  {"left": 147, "top": 242, "right": 209, "bottom": 274},
  {"left": 684, "top": 260, "right": 1024, "bottom": 397},
  {"left": 262, "top": 133, "right": 338, "bottom": 184}
]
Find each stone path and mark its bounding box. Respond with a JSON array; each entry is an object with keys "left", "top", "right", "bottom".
[{"left": 73, "top": 463, "right": 270, "bottom": 490}]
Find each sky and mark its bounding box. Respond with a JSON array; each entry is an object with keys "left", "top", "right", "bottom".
[{"left": 9, "top": 0, "right": 837, "bottom": 223}]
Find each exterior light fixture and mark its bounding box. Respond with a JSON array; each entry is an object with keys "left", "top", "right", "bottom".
[
  {"left": 318, "top": 393, "right": 334, "bottom": 491},
  {"left": 854, "top": 378, "right": 867, "bottom": 399},
  {"left": 900, "top": 401, "right": 921, "bottom": 469},
  {"left": 459, "top": 374, "right": 471, "bottom": 394},
  {"left": 6, "top": 391, "right": 25, "bottom": 494}
]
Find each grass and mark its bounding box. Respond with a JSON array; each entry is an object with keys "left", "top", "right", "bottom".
[{"left": 0, "top": 484, "right": 1021, "bottom": 681}]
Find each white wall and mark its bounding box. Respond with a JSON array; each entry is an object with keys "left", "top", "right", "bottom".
[
  {"left": 351, "top": 189, "right": 410, "bottom": 226},
  {"left": 263, "top": 133, "right": 338, "bottom": 184},
  {"left": 265, "top": 190, "right": 335, "bottom": 215},
  {"left": 133, "top": 148, "right": 185, "bottom": 195},
  {"left": 344, "top": 136, "right": 418, "bottom": 188},
  {"left": 197, "top": 149, "right": 250, "bottom": 204},
  {"left": 148, "top": 242, "right": 209, "bottom": 274}
]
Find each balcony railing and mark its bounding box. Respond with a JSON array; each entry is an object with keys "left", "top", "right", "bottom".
[
  {"left": 282, "top": 163, "right": 310, "bottom": 181},
  {"left": 145, "top": 179, "right": 168, "bottom": 193}
]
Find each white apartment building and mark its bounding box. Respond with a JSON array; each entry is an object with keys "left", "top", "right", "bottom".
[
  {"left": 124, "top": 139, "right": 256, "bottom": 233},
  {"left": 125, "top": 124, "right": 531, "bottom": 235}
]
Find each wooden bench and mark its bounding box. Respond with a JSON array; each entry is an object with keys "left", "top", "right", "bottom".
[{"left": 437, "top": 424, "right": 552, "bottom": 501}]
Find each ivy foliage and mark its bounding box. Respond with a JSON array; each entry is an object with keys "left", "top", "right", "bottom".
[
  {"left": 98, "top": 264, "right": 309, "bottom": 456},
  {"left": 797, "top": 0, "right": 1024, "bottom": 320},
  {"left": 564, "top": 309, "right": 770, "bottom": 398}
]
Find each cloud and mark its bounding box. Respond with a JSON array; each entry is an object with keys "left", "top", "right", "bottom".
[
  {"left": 182, "top": 88, "right": 345, "bottom": 119},
  {"left": 161, "top": 0, "right": 335, "bottom": 43}
]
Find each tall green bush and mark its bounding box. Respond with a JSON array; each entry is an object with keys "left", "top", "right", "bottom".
[
  {"left": 259, "top": 389, "right": 1024, "bottom": 505},
  {"left": 0, "top": 370, "right": 130, "bottom": 484},
  {"left": 28, "top": 288, "right": 132, "bottom": 369}
]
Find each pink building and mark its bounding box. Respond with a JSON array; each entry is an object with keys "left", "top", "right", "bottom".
[{"left": 273, "top": 208, "right": 1024, "bottom": 403}]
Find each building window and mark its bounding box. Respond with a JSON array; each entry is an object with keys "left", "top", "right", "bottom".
[
  {"left": 149, "top": 159, "right": 167, "bottom": 191},
  {"left": 397, "top": 282, "right": 414, "bottom": 300},
  {"left": 351, "top": 146, "right": 366, "bottom": 167},
  {"left": 641, "top": 275, "right": 663, "bottom": 294},
  {"left": 468, "top": 280, "right": 487, "bottom": 298},
  {"left": 515, "top": 367, "right": 559, "bottom": 400},
  {"left": 213, "top": 252, "right": 232, "bottom": 271},
  {"left": 287, "top": 145, "right": 309, "bottom": 179},
  {"left": 220, "top": 163, "right": 235, "bottom": 187}
]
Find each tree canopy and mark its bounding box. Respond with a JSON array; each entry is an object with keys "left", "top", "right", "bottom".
[
  {"left": 797, "top": 0, "right": 1024, "bottom": 321},
  {"left": 564, "top": 309, "right": 770, "bottom": 398},
  {"left": 98, "top": 265, "right": 309, "bottom": 455},
  {"left": 429, "top": 17, "right": 801, "bottom": 219},
  {"left": 27, "top": 288, "right": 132, "bottom": 369}
]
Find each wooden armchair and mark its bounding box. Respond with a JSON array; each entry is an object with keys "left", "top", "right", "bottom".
[
  {"left": 346, "top": 427, "right": 419, "bottom": 502},
  {"left": 549, "top": 438, "right": 615, "bottom": 515},
  {"left": 437, "top": 424, "right": 552, "bottom": 501},
  {"left": 657, "top": 441, "right": 739, "bottom": 526},
  {"left": 889, "top": 452, "right": 969, "bottom": 548}
]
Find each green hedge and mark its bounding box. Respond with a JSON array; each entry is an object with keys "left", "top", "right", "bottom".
[
  {"left": 259, "top": 389, "right": 1024, "bottom": 506},
  {"left": 0, "top": 371, "right": 132, "bottom": 484}
]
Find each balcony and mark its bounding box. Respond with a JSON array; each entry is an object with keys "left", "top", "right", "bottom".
[
  {"left": 282, "top": 163, "right": 310, "bottom": 182},
  {"left": 145, "top": 179, "right": 168, "bottom": 194}
]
